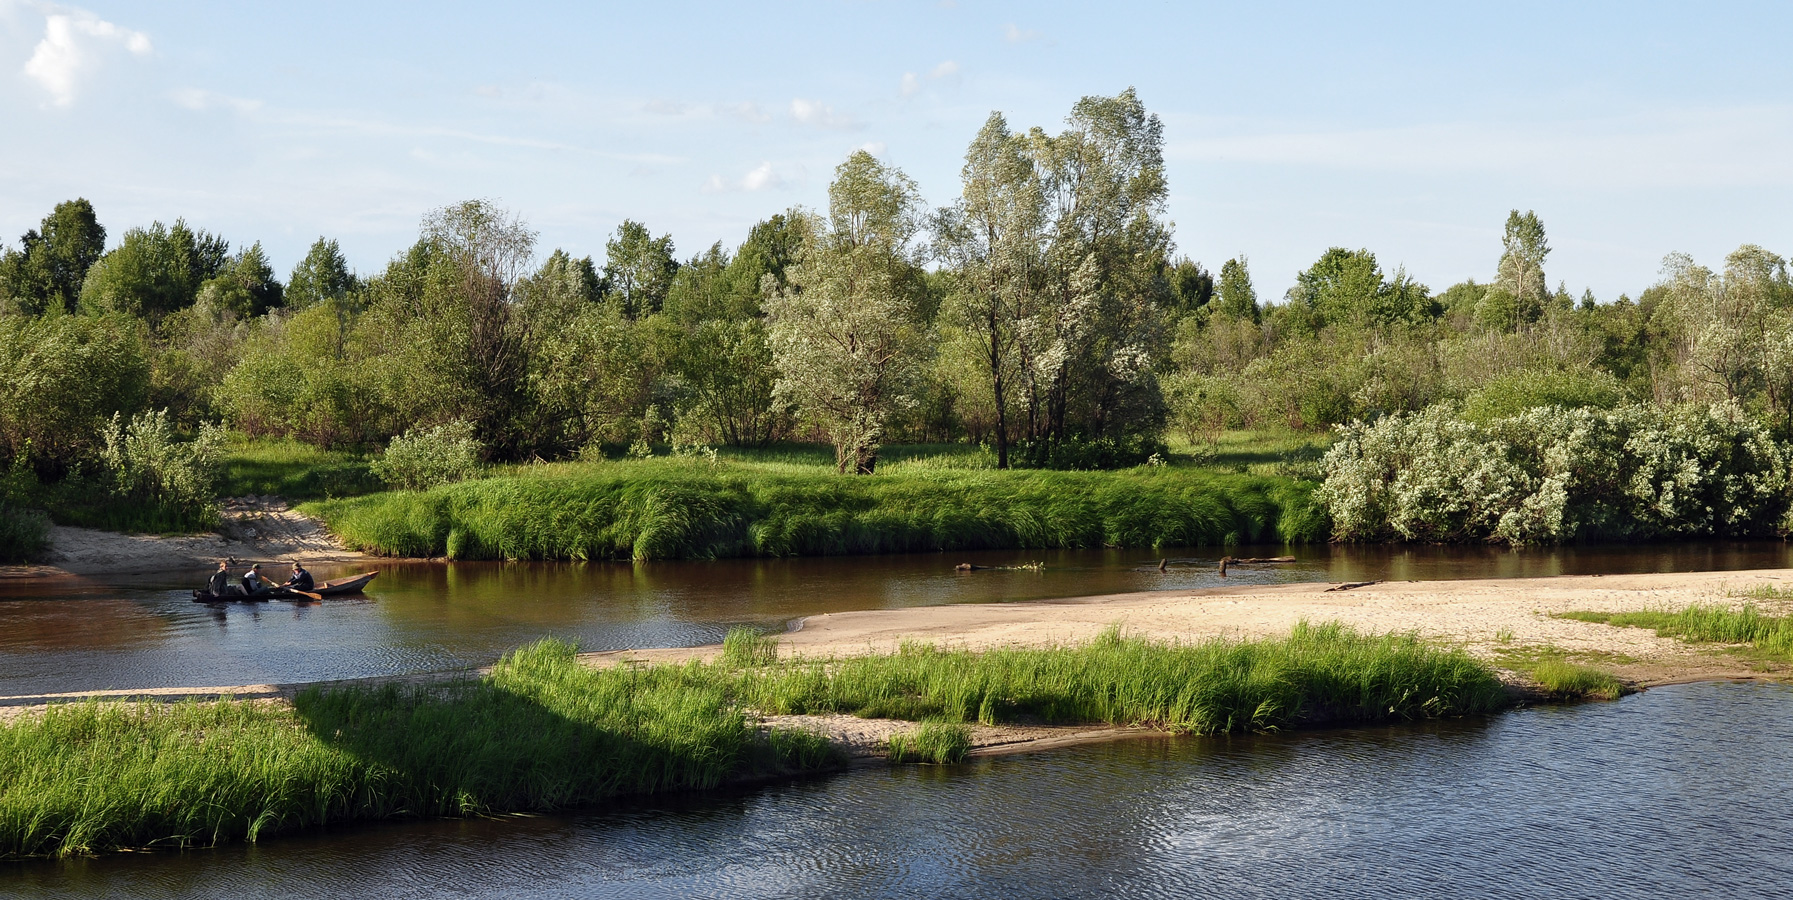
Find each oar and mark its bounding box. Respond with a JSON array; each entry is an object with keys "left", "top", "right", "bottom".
[{"left": 274, "top": 586, "right": 323, "bottom": 601}]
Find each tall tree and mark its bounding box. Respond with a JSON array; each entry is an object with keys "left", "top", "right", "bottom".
[
  {"left": 79, "top": 220, "right": 230, "bottom": 327},
  {"left": 602, "top": 220, "right": 678, "bottom": 319},
  {"left": 1494, "top": 209, "right": 1551, "bottom": 319},
  {"left": 287, "top": 237, "right": 359, "bottom": 310},
  {"left": 1212, "top": 256, "right": 1258, "bottom": 322},
  {"left": 937, "top": 111, "right": 1045, "bottom": 468},
  {"left": 196, "top": 242, "right": 284, "bottom": 318},
  {"left": 767, "top": 151, "right": 930, "bottom": 473},
  {"left": 0, "top": 199, "right": 107, "bottom": 316}
]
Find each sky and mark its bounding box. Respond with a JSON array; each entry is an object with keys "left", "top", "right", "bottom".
[{"left": 3, "top": 0, "right": 1791, "bottom": 301}]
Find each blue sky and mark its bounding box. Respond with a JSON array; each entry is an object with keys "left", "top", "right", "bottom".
[{"left": 3, "top": 1, "right": 1790, "bottom": 300}]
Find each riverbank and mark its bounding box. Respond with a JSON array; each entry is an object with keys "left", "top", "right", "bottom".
[
  {"left": 0, "top": 496, "right": 371, "bottom": 578},
  {"left": 303, "top": 459, "right": 1326, "bottom": 561}
]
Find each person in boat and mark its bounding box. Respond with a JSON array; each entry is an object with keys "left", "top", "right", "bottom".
[
  {"left": 242, "top": 563, "right": 272, "bottom": 597},
  {"left": 286, "top": 561, "right": 315, "bottom": 593},
  {"left": 206, "top": 560, "right": 232, "bottom": 596}
]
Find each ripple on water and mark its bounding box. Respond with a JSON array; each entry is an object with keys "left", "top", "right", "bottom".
[{"left": 8, "top": 681, "right": 1793, "bottom": 899}]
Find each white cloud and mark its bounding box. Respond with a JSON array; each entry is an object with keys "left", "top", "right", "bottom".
[
  {"left": 900, "top": 72, "right": 920, "bottom": 97},
  {"left": 789, "top": 97, "right": 858, "bottom": 129},
  {"left": 1003, "top": 24, "right": 1041, "bottom": 43},
  {"left": 703, "top": 161, "right": 790, "bottom": 193},
  {"left": 930, "top": 60, "right": 960, "bottom": 79},
  {"left": 21, "top": 6, "right": 152, "bottom": 106},
  {"left": 902, "top": 61, "right": 960, "bottom": 97}
]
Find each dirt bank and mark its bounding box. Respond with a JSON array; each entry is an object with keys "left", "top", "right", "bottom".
[{"left": 6, "top": 496, "right": 372, "bottom": 578}]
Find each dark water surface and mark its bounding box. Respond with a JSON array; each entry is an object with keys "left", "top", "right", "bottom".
[
  {"left": 3, "top": 542, "right": 1792, "bottom": 696},
  {"left": 10, "top": 680, "right": 1793, "bottom": 899}
]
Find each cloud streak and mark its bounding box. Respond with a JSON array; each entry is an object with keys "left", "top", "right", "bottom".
[{"left": 21, "top": 5, "right": 152, "bottom": 106}]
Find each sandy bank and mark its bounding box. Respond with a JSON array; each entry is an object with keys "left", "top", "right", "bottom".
[
  {"left": 585, "top": 567, "right": 1793, "bottom": 686},
  {"left": 3, "top": 496, "right": 372, "bottom": 578}
]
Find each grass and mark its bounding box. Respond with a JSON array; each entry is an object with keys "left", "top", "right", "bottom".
[
  {"left": 721, "top": 627, "right": 781, "bottom": 668},
  {"left": 217, "top": 436, "right": 381, "bottom": 501},
  {"left": 0, "top": 622, "right": 1502, "bottom": 858},
  {"left": 888, "top": 722, "right": 972, "bottom": 765},
  {"left": 304, "top": 456, "right": 1327, "bottom": 561},
  {"left": 0, "top": 501, "right": 50, "bottom": 563},
  {"left": 1518, "top": 655, "right": 1627, "bottom": 701},
  {"left": 1560, "top": 600, "right": 1793, "bottom": 662},
  {"left": 735, "top": 622, "right": 1507, "bottom": 733}
]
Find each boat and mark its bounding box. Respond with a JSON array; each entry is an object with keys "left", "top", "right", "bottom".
[{"left": 192, "top": 571, "right": 379, "bottom": 603}]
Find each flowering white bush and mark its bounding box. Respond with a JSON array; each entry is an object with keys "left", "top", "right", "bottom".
[
  {"left": 371, "top": 420, "right": 483, "bottom": 491},
  {"left": 1317, "top": 402, "right": 1792, "bottom": 544}
]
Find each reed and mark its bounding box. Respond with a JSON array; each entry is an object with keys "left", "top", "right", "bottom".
[
  {"left": 887, "top": 722, "right": 973, "bottom": 765},
  {"left": 1523, "top": 656, "right": 1627, "bottom": 701},
  {"left": 305, "top": 457, "right": 1327, "bottom": 561}
]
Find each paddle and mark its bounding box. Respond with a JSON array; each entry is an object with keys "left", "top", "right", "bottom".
[{"left": 273, "top": 586, "right": 324, "bottom": 601}]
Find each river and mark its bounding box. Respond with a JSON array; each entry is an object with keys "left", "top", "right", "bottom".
[
  {"left": 3, "top": 541, "right": 1792, "bottom": 696},
  {"left": 8, "top": 680, "right": 1792, "bottom": 898}
]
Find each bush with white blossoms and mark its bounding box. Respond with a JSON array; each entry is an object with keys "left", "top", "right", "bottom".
[
  {"left": 371, "top": 420, "right": 484, "bottom": 491},
  {"left": 1317, "top": 402, "right": 1792, "bottom": 544}
]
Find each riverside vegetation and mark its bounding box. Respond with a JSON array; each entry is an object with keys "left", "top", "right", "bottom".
[
  {"left": 6, "top": 89, "right": 1793, "bottom": 562},
  {"left": 1, "top": 623, "right": 1509, "bottom": 858}
]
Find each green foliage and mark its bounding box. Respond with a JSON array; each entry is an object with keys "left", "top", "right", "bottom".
[
  {"left": 307, "top": 458, "right": 1324, "bottom": 561},
  {"left": 0, "top": 199, "right": 106, "bottom": 316},
  {"left": 0, "top": 501, "right": 51, "bottom": 563},
  {"left": 602, "top": 220, "right": 679, "bottom": 318},
  {"left": 285, "top": 237, "right": 359, "bottom": 310},
  {"left": 1286, "top": 247, "right": 1436, "bottom": 329},
  {"left": 1460, "top": 367, "right": 1626, "bottom": 422},
  {"left": 1212, "top": 256, "right": 1258, "bottom": 322},
  {"left": 96, "top": 410, "right": 225, "bottom": 531},
  {"left": 887, "top": 721, "right": 972, "bottom": 765},
  {"left": 370, "top": 420, "right": 483, "bottom": 491},
  {"left": 739, "top": 622, "right": 1507, "bottom": 733},
  {"left": 1566, "top": 602, "right": 1793, "bottom": 661},
  {"left": 1319, "top": 402, "right": 1792, "bottom": 543},
  {"left": 79, "top": 219, "right": 230, "bottom": 326},
  {"left": 0, "top": 313, "right": 151, "bottom": 476}
]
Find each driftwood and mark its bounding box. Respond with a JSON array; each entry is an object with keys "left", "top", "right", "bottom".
[
  {"left": 955, "top": 562, "right": 1045, "bottom": 572},
  {"left": 1216, "top": 555, "right": 1298, "bottom": 576},
  {"left": 1324, "top": 580, "right": 1381, "bottom": 592}
]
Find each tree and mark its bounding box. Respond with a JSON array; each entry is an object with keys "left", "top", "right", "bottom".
[
  {"left": 1494, "top": 209, "right": 1550, "bottom": 322},
  {"left": 1288, "top": 247, "right": 1434, "bottom": 329},
  {"left": 396, "top": 200, "right": 538, "bottom": 457},
  {"left": 287, "top": 237, "right": 359, "bottom": 310},
  {"left": 602, "top": 220, "right": 678, "bottom": 319},
  {"left": 79, "top": 219, "right": 230, "bottom": 327},
  {"left": 936, "top": 111, "right": 1044, "bottom": 468},
  {"left": 1165, "top": 258, "right": 1214, "bottom": 316},
  {"left": 196, "top": 242, "right": 283, "bottom": 318},
  {"left": 767, "top": 151, "right": 930, "bottom": 473},
  {"left": 1020, "top": 87, "right": 1175, "bottom": 456},
  {"left": 1212, "top": 256, "right": 1258, "bottom": 322},
  {"left": 0, "top": 199, "right": 107, "bottom": 316}
]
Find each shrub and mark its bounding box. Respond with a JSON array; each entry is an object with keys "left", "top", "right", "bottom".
[
  {"left": 0, "top": 313, "right": 150, "bottom": 476},
  {"left": 1318, "top": 401, "right": 1792, "bottom": 543},
  {"left": 370, "top": 420, "right": 482, "bottom": 491},
  {"left": 0, "top": 502, "right": 50, "bottom": 563},
  {"left": 94, "top": 409, "right": 224, "bottom": 531}
]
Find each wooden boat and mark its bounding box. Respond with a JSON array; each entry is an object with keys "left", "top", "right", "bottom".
[{"left": 192, "top": 571, "right": 378, "bottom": 603}]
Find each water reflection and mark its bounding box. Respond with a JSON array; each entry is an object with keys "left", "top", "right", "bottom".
[
  {"left": 2, "top": 542, "right": 1791, "bottom": 696},
  {"left": 10, "top": 681, "right": 1792, "bottom": 899}
]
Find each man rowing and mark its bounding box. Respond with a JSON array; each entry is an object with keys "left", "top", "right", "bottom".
[{"left": 286, "top": 561, "right": 315, "bottom": 593}]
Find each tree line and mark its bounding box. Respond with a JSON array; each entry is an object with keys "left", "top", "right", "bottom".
[{"left": 5, "top": 86, "right": 1792, "bottom": 495}]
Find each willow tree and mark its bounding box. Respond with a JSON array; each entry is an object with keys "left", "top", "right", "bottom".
[
  {"left": 766, "top": 152, "right": 929, "bottom": 474},
  {"left": 936, "top": 112, "right": 1045, "bottom": 468}
]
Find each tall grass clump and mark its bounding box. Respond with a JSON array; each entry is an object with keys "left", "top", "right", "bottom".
[
  {"left": 721, "top": 627, "right": 780, "bottom": 668},
  {"left": 1522, "top": 656, "right": 1627, "bottom": 701},
  {"left": 887, "top": 722, "right": 972, "bottom": 765},
  {"left": 0, "top": 640, "right": 836, "bottom": 859},
  {"left": 306, "top": 458, "right": 1326, "bottom": 561},
  {"left": 737, "top": 622, "right": 1506, "bottom": 734}
]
